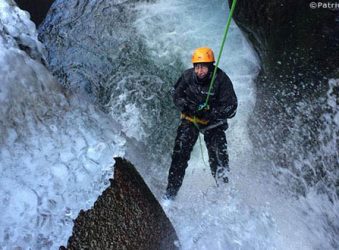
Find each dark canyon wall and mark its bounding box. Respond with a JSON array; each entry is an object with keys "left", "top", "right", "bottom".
[
  {"left": 14, "top": 0, "right": 54, "bottom": 26},
  {"left": 230, "top": 0, "right": 338, "bottom": 196}
]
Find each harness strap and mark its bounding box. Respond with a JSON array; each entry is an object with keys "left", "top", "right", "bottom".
[
  {"left": 200, "top": 120, "right": 227, "bottom": 133},
  {"left": 180, "top": 113, "right": 209, "bottom": 125}
]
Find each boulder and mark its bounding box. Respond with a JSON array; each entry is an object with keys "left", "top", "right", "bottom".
[{"left": 62, "top": 157, "right": 179, "bottom": 250}]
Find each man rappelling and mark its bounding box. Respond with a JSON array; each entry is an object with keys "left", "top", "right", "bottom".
[{"left": 164, "top": 47, "right": 238, "bottom": 200}]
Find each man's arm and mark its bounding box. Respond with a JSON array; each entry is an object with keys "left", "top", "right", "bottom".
[
  {"left": 171, "top": 74, "right": 188, "bottom": 112},
  {"left": 212, "top": 73, "right": 238, "bottom": 120}
]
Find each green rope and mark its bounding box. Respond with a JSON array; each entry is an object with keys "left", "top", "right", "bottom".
[
  {"left": 199, "top": 0, "right": 238, "bottom": 110},
  {"left": 192, "top": 118, "right": 209, "bottom": 168},
  {"left": 198, "top": 134, "right": 209, "bottom": 168},
  {"left": 191, "top": 1, "right": 238, "bottom": 171}
]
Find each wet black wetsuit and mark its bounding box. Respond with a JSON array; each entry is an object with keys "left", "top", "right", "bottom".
[{"left": 166, "top": 66, "right": 237, "bottom": 198}]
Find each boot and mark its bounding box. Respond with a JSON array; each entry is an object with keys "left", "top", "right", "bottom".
[
  {"left": 163, "top": 186, "right": 178, "bottom": 201},
  {"left": 215, "top": 166, "right": 229, "bottom": 185}
]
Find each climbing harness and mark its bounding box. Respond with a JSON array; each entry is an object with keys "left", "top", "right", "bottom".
[
  {"left": 200, "top": 119, "right": 227, "bottom": 134},
  {"left": 180, "top": 113, "right": 208, "bottom": 125},
  {"left": 199, "top": 0, "right": 238, "bottom": 111}
]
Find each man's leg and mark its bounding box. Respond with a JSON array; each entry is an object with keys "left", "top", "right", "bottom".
[
  {"left": 166, "top": 120, "right": 199, "bottom": 198},
  {"left": 204, "top": 126, "right": 229, "bottom": 184}
]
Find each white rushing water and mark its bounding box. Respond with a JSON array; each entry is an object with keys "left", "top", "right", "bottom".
[
  {"left": 134, "top": 1, "right": 338, "bottom": 249},
  {"left": 0, "top": 0, "right": 337, "bottom": 249}
]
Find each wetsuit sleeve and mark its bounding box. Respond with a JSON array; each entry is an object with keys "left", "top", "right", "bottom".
[
  {"left": 172, "top": 74, "right": 188, "bottom": 112},
  {"left": 213, "top": 73, "right": 238, "bottom": 119}
]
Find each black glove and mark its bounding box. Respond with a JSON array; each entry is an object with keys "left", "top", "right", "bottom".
[
  {"left": 205, "top": 111, "right": 217, "bottom": 123},
  {"left": 183, "top": 102, "right": 201, "bottom": 115},
  {"left": 175, "top": 98, "right": 188, "bottom": 112}
]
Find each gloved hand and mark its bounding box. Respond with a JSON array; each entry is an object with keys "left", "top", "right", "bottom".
[
  {"left": 204, "top": 111, "right": 217, "bottom": 123},
  {"left": 175, "top": 98, "right": 188, "bottom": 112},
  {"left": 197, "top": 103, "right": 210, "bottom": 111},
  {"left": 184, "top": 102, "right": 201, "bottom": 115}
]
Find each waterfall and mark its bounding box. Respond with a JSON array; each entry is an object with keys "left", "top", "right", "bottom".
[{"left": 0, "top": 0, "right": 337, "bottom": 249}]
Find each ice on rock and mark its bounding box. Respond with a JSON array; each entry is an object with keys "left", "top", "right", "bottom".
[{"left": 0, "top": 0, "right": 127, "bottom": 248}]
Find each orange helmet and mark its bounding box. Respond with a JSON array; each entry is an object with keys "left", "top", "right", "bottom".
[{"left": 191, "top": 47, "right": 215, "bottom": 63}]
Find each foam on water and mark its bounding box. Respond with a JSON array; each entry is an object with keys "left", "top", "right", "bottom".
[{"left": 134, "top": 0, "right": 337, "bottom": 249}]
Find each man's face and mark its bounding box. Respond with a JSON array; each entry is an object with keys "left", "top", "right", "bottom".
[{"left": 194, "top": 63, "right": 209, "bottom": 79}]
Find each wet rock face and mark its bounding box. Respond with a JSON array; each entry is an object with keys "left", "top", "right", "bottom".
[
  {"left": 63, "top": 158, "right": 179, "bottom": 250},
  {"left": 230, "top": 0, "right": 338, "bottom": 75},
  {"left": 230, "top": 0, "right": 338, "bottom": 101},
  {"left": 229, "top": 0, "right": 338, "bottom": 194},
  {"left": 14, "top": 0, "right": 54, "bottom": 26}
]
